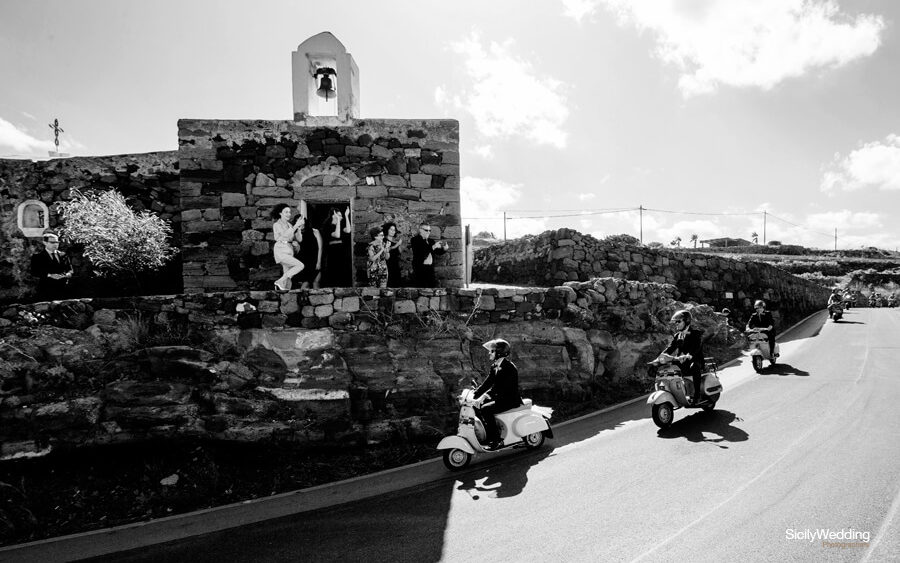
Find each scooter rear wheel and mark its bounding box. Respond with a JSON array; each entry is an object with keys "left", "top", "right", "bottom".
[
  {"left": 523, "top": 431, "right": 545, "bottom": 449},
  {"left": 442, "top": 449, "right": 472, "bottom": 471},
  {"left": 652, "top": 403, "right": 674, "bottom": 429}
]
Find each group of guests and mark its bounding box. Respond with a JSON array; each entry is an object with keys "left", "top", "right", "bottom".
[
  {"left": 271, "top": 203, "right": 449, "bottom": 290},
  {"left": 365, "top": 222, "right": 449, "bottom": 288},
  {"left": 271, "top": 204, "right": 352, "bottom": 291}
]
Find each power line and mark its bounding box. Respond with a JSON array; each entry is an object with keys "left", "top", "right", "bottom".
[{"left": 766, "top": 212, "right": 833, "bottom": 240}]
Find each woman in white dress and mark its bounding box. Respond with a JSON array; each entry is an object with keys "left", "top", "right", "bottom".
[{"left": 270, "top": 203, "right": 304, "bottom": 291}]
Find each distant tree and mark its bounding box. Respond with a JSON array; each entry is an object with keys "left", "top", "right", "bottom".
[
  {"left": 603, "top": 233, "right": 640, "bottom": 245},
  {"left": 690, "top": 233, "right": 698, "bottom": 248},
  {"left": 647, "top": 242, "right": 664, "bottom": 249},
  {"left": 670, "top": 236, "right": 682, "bottom": 248},
  {"left": 767, "top": 240, "right": 782, "bottom": 246},
  {"left": 56, "top": 189, "right": 178, "bottom": 286},
  {"left": 475, "top": 231, "right": 496, "bottom": 239},
  {"left": 751, "top": 231, "right": 759, "bottom": 244}
]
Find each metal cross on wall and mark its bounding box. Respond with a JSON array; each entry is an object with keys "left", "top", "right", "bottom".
[{"left": 48, "top": 118, "right": 64, "bottom": 150}]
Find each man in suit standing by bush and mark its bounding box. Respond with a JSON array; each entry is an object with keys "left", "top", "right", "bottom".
[{"left": 30, "top": 232, "right": 73, "bottom": 301}]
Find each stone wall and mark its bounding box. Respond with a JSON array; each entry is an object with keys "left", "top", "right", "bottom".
[
  {"left": 178, "top": 119, "right": 463, "bottom": 292},
  {"left": 473, "top": 228, "right": 832, "bottom": 326},
  {"left": 0, "top": 279, "right": 717, "bottom": 458},
  {"left": 0, "top": 154, "right": 182, "bottom": 304}
]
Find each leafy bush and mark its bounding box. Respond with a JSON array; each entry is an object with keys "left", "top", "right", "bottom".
[{"left": 56, "top": 189, "right": 178, "bottom": 280}]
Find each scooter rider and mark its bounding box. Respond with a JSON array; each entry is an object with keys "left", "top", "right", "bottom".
[
  {"left": 474, "top": 339, "right": 523, "bottom": 449},
  {"left": 746, "top": 300, "right": 777, "bottom": 360},
  {"left": 827, "top": 288, "right": 843, "bottom": 317},
  {"left": 663, "top": 310, "right": 705, "bottom": 404}
]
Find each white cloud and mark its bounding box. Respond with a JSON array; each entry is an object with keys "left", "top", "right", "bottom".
[
  {"left": 821, "top": 134, "right": 900, "bottom": 192},
  {"left": 473, "top": 145, "right": 494, "bottom": 159},
  {"left": 806, "top": 210, "right": 880, "bottom": 230},
  {"left": 571, "top": 0, "right": 885, "bottom": 97},
  {"left": 460, "top": 176, "right": 548, "bottom": 238},
  {"left": 561, "top": 0, "right": 598, "bottom": 23},
  {"left": 438, "top": 31, "right": 569, "bottom": 148},
  {"left": 0, "top": 116, "right": 54, "bottom": 155},
  {"left": 21, "top": 111, "right": 36, "bottom": 121},
  {"left": 577, "top": 192, "right": 596, "bottom": 201}
]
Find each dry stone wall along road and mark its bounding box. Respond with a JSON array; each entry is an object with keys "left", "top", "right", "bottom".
[{"left": 74, "top": 308, "right": 900, "bottom": 562}]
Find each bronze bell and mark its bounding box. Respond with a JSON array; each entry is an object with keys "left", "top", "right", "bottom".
[{"left": 316, "top": 72, "right": 335, "bottom": 101}]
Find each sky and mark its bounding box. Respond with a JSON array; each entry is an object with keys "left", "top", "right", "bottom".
[{"left": 2, "top": 0, "right": 899, "bottom": 250}]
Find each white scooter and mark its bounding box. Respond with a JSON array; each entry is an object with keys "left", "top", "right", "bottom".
[
  {"left": 646, "top": 353, "right": 722, "bottom": 429},
  {"left": 745, "top": 329, "right": 779, "bottom": 372},
  {"left": 437, "top": 385, "right": 553, "bottom": 471}
]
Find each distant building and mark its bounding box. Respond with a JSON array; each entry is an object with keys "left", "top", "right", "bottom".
[{"left": 699, "top": 237, "right": 752, "bottom": 248}]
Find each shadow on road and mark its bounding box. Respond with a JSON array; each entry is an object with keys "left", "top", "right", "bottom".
[
  {"left": 454, "top": 447, "right": 554, "bottom": 500},
  {"left": 779, "top": 311, "right": 826, "bottom": 344},
  {"left": 765, "top": 363, "right": 809, "bottom": 377},
  {"left": 833, "top": 320, "right": 865, "bottom": 325},
  {"left": 656, "top": 410, "right": 748, "bottom": 449}
]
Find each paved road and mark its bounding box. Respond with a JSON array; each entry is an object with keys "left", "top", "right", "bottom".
[{"left": 93, "top": 308, "right": 900, "bottom": 563}]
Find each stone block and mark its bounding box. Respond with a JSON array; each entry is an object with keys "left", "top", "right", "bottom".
[
  {"left": 314, "top": 304, "right": 334, "bottom": 318},
  {"left": 420, "top": 189, "right": 458, "bottom": 202},
  {"left": 409, "top": 174, "right": 432, "bottom": 188},
  {"left": 393, "top": 300, "right": 416, "bottom": 314}
]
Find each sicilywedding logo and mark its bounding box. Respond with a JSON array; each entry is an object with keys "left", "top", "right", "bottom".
[{"left": 785, "top": 528, "right": 871, "bottom": 548}]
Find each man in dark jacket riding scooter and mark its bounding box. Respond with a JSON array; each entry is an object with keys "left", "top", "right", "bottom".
[
  {"left": 664, "top": 310, "right": 706, "bottom": 404},
  {"left": 474, "top": 339, "right": 523, "bottom": 449}
]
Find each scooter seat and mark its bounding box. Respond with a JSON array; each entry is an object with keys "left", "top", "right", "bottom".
[{"left": 522, "top": 398, "right": 533, "bottom": 407}]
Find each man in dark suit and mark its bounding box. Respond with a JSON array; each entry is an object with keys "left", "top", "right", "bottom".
[
  {"left": 663, "top": 309, "right": 706, "bottom": 403},
  {"left": 473, "top": 338, "right": 523, "bottom": 449},
  {"left": 30, "top": 232, "right": 73, "bottom": 301},
  {"left": 409, "top": 223, "right": 447, "bottom": 288}
]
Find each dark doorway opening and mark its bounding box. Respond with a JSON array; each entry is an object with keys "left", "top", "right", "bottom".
[{"left": 304, "top": 201, "right": 353, "bottom": 287}]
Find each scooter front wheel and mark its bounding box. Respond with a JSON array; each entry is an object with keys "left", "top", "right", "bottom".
[
  {"left": 751, "top": 355, "right": 763, "bottom": 373},
  {"left": 652, "top": 403, "right": 674, "bottom": 429},
  {"left": 523, "top": 431, "right": 545, "bottom": 449},
  {"left": 442, "top": 448, "right": 472, "bottom": 471}
]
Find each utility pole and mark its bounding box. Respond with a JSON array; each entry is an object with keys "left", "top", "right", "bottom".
[
  {"left": 834, "top": 228, "right": 837, "bottom": 251},
  {"left": 502, "top": 211, "right": 507, "bottom": 242},
  {"left": 763, "top": 210, "right": 767, "bottom": 245},
  {"left": 639, "top": 204, "right": 643, "bottom": 245}
]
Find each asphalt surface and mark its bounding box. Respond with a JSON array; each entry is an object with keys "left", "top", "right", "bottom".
[{"left": 9, "top": 308, "right": 900, "bottom": 562}]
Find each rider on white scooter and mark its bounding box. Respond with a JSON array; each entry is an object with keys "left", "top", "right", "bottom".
[
  {"left": 474, "top": 339, "right": 523, "bottom": 450},
  {"left": 827, "top": 288, "right": 843, "bottom": 318},
  {"left": 746, "top": 299, "right": 777, "bottom": 360},
  {"left": 663, "top": 310, "right": 705, "bottom": 404}
]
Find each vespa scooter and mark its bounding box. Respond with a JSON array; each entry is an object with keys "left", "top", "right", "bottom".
[
  {"left": 829, "top": 302, "right": 843, "bottom": 322},
  {"left": 437, "top": 385, "right": 553, "bottom": 470},
  {"left": 646, "top": 353, "right": 722, "bottom": 429},
  {"left": 745, "top": 328, "right": 779, "bottom": 372}
]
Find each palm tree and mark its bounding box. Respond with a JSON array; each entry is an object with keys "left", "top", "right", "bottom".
[
  {"left": 751, "top": 231, "right": 759, "bottom": 244},
  {"left": 670, "top": 236, "right": 682, "bottom": 248},
  {"left": 690, "top": 233, "right": 698, "bottom": 248}
]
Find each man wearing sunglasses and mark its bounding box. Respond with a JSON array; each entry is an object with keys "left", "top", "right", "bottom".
[
  {"left": 663, "top": 309, "right": 706, "bottom": 404},
  {"left": 746, "top": 299, "right": 777, "bottom": 359},
  {"left": 410, "top": 222, "right": 447, "bottom": 287}
]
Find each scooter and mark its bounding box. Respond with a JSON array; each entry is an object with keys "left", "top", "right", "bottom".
[
  {"left": 647, "top": 353, "right": 722, "bottom": 429},
  {"left": 437, "top": 384, "right": 553, "bottom": 471},
  {"left": 829, "top": 302, "right": 843, "bottom": 322},
  {"left": 745, "top": 329, "right": 779, "bottom": 372}
]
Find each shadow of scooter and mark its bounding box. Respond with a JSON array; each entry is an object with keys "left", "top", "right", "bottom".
[
  {"left": 764, "top": 362, "right": 810, "bottom": 377},
  {"left": 656, "top": 410, "right": 749, "bottom": 449},
  {"left": 453, "top": 447, "right": 554, "bottom": 500}
]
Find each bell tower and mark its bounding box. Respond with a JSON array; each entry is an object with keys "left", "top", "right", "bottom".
[{"left": 292, "top": 32, "right": 360, "bottom": 122}]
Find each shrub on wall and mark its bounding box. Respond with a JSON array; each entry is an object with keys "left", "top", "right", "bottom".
[{"left": 56, "top": 189, "right": 178, "bottom": 286}]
